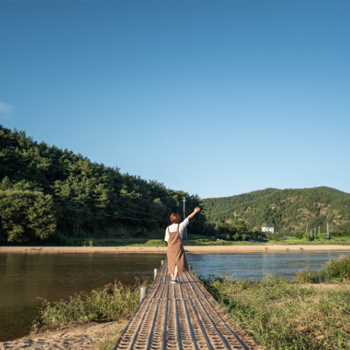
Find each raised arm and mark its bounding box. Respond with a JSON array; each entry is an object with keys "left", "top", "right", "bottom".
[{"left": 187, "top": 207, "right": 201, "bottom": 221}]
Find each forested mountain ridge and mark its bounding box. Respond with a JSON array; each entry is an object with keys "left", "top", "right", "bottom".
[
  {"left": 0, "top": 125, "right": 206, "bottom": 244},
  {"left": 202, "top": 187, "right": 350, "bottom": 235}
]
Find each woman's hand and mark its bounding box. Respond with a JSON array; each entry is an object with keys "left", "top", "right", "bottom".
[{"left": 187, "top": 207, "right": 201, "bottom": 220}]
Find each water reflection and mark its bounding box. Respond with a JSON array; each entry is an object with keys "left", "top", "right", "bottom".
[
  {"left": 187, "top": 251, "right": 350, "bottom": 280},
  {"left": 0, "top": 253, "right": 166, "bottom": 342}
]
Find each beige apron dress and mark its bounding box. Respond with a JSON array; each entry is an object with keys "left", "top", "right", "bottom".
[{"left": 167, "top": 224, "right": 189, "bottom": 275}]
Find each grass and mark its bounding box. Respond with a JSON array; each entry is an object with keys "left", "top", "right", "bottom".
[
  {"left": 297, "top": 255, "right": 350, "bottom": 283},
  {"left": 91, "top": 232, "right": 268, "bottom": 247},
  {"left": 277, "top": 236, "right": 350, "bottom": 245},
  {"left": 71, "top": 232, "right": 350, "bottom": 248},
  {"left": 33, "top": 277, "right": 152, "bottom": 332},
  {"left": 93, "top": 235, "right": 350, "bottom": 247},
  {"left": 199, "top": 255, "right": 350, "bottom": 350},
  {"left": 201, "top": 275, "right": 350, "bottom": 349},
  {"left": 97, "top": 239, "right": 167, "bottom": 247},
  {"left": 99, "top": 336, "right": 117, "bottom": 350},
  {"left": 97, "top": 324, "right": 127, "bottom": 350},
  {"left": 94, "top": 239, "right": 265, "bottom": 247},
  {"left": 95, "top": 237, "right": 264, "bottom": 247}
]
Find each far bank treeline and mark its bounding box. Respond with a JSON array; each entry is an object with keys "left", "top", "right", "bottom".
[
  {"left": 0, "top": 126, "right": 208, "bottom": 245},
  {"left": 202, "top": 187, "right": 350, "bottom": 236}
]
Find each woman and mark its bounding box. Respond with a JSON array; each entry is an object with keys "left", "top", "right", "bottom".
[{"left": 164, "top": 207, "right": 201, "bottom": 283}]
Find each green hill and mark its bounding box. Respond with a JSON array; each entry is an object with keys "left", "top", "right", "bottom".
[
  {"left": 0, "top": 125, "right": 206, "bottom": 245},
  {"left": 202, "top": 187, "right": 350, "bottom": 235}
]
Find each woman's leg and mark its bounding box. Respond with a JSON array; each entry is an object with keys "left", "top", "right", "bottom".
[
  {"left": 170, "top": 265, "right": 176, "bottom": 281},
  {"left": 173, "top": 264, "right": 178, "bottom": 281}
]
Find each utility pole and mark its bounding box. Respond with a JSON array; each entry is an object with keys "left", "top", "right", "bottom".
[
  {"left": 182, "top": 197, "right": 187, "bottom": 239},
  {"left": 305, "top": 223, "right": 308, "bottom": 236}
]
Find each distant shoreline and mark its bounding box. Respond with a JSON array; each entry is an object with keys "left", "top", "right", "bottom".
[{"left": 2, "top": 245, "right": 350, "bottom": 254}]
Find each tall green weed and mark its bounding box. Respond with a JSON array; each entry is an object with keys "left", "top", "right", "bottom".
[
  {"left": 297, "top": 254, "right": 350, "bottom": 283},
  {"left": 33, "top": 277, "right": 152, "bottom": 332},
  {"left": 201, "top": 275, "right": 350, "bottom": 349},
  {"left": 324, "top": 254, "right": 350, "bottom": 281}
]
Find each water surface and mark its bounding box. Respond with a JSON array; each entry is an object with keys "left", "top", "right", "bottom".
[
  {"left": 187, "top": 251, "right": 350, "bottom": 280},
  {"left": 0, "top": 253, "right": 165, "bottom": 341}
]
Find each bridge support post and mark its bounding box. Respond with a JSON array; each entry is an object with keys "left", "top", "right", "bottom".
[{"left": 140, "top": 286, "right": 148, "bottom": 303}]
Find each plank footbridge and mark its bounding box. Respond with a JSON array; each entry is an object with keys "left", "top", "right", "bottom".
[{"left": 114, "top": 259, "right": 261, "bottom": 350}]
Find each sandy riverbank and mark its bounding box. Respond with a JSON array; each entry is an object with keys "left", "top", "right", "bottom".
[
  {"left": 0, "top": 321, "right": 127, "bottom": 350},
  {"left": 1, "top": 244, "right": 350, "bottom": 254}
]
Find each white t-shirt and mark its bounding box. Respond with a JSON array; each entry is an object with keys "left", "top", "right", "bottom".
[{"left": 164, "top": 218, "right": 189, "bottom": 242}]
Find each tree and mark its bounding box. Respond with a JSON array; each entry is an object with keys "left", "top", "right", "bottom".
[
  {"left": 0, "top": 125, "right": 210, "bottom": 243},
  {"left": 0, "top": 189, "right": 56, "bottom": 244}
]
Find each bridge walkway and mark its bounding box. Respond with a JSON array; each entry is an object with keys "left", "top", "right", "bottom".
[{"left": 114, "top": 260, "right": 262, "bottom": 350}]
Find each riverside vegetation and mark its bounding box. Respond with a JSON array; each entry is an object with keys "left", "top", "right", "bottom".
[
  {"left": 32, "top": 256, "right": 350, "bottom": 350},
  {"left": 201, "top": 255, "right": 350, "bottom": 350},
  {"left": 89, "top": 233, "right": 350, "bottom": 248},
  {"left": 32, "top": 277, "right": 152, "bottom": 333},
  {"left": 30, "top": 277, "right": 152, "bottom": 350}
]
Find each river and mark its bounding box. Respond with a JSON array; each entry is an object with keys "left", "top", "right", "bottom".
[{"left": 1, "top": 251, "right": 349, "bottom": 342}]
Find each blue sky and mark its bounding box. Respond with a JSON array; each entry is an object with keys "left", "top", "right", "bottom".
[{"left": 1, "top": 1, "right": 349, "bottom": 199}]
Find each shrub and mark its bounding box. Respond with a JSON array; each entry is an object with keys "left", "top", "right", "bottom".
[
  {"left": 232, "top": 233, "right": 241, "bottom": 241},
  {"left": 116, "top": 226, "right": 133, "bottom": 238},
  {"left": 303, "top": 235, "right": 313, "bottom": 242},
  {"left": 261, "top": 274, "right": 288, "bottom": 287},
  {"left": 79, "top": 238, "right": 97, "bottom": 247},
  {"left": 187, "top": 233, "right": 208, "bottom": 240},
  {"left": 143, "top": 239, "right": 167, "bottom": 247},
  {"left": 33, "top": 277, "right": 152, "bottom": 332},
  {"left": 329, "top": 231, "right": 350, "bottom": 238},
  {"left": 146, "top": 227, "right": 164, "bottom": 239},
  {"left": 271, "top": 232, "right": 279, "bottom": 241},
  {"left": 225, "top": 234, "right": 231, "bottom": 241},
  {"left": 296, "top": 255, "right": 350, "bottom": 283},
  {"left": 215, "top": 233, "right": 226, "bottom": 240},
  {"left": 324, "top": 254, "right": 350, "bottom": 281},
  {"left": 296, "top": 267, "right": 326, "bottom": 283},
  {"left": 329, "top": 231, "right": 342, "bottom": 238},
  {"left": 241, "top": 233, "right": 250, "bottom": 241},
  {"left": 55, "top": 233, "right": 79, "bottom": 246},
  {"left": 88, "top": 238, "right": 97, "bottom": 246},
  {"left": 294, "top": 230, "right": 304, "bottom": 239}
]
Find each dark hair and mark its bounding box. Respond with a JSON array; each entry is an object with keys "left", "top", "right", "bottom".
[{"left": 170, "top": 213, "right": 181, "bottom": 224}]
